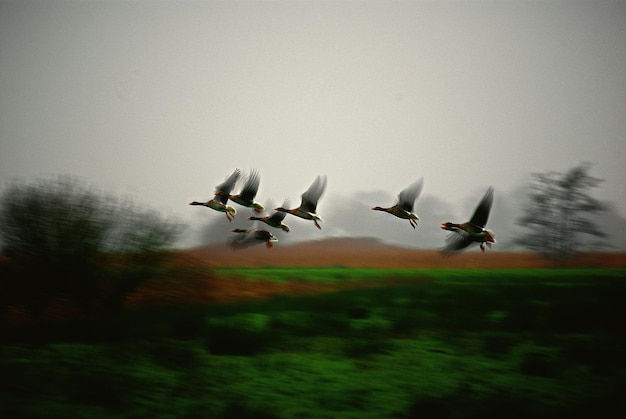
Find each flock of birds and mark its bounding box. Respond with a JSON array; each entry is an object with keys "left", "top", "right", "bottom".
[{"left": 189, "top": 169, "right": 496, "bottom": 253}]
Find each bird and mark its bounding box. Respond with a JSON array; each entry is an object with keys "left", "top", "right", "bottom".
[
  {"left": 275, "top": 175, "right": 327, "bottom": 229},
  {"left": 248, "top": 200, "right": 291, "bottom": 232},
  {"left": 230, "top": 227, "right": 278, "bottom": 249},
  {"left": 215, "top": 169, "right": 264, "bottom": 213},
  {"left": 441, "top": 186, "right": 495, "bottom": 253},
  {"left": 372, "top": 178, "right": 424, "bottom": 229},
  {"left": 189, "top": 169, "right": 240, "bottom": 221}
]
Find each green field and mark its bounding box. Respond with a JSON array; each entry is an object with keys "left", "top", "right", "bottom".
[{"left": 2, "top": 268, "right": 626, "bottom": 418}]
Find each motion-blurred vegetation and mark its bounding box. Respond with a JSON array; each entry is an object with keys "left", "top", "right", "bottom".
[
  {"left": 0, "top": 175, "right": 184, "bottom": 317},
  {"left": 1, "top": 269, "right": 625, "bottom": 418},
  {"left": 516, "top": 162, "right": 608, "bottom": 266}
]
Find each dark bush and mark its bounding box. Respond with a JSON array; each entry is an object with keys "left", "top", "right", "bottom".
[
  {"left": 520, "top": 350, "right": 560, "bottom": 378},
  {"left": 220, "top": 400, "right": 277, "bottom": 419},
  {"left": 0, "top": 175, "right": 183, "bottom": 315},
  {"left": 149, "top": 340, "right": 204, "bottom": 369},
  {"left": 482, "top": 332, "right": 517, "bottom": 357},
  {"left": 343, "top": 336, "right": 396, "bottom": 358},
  {"left": 205, "top": 313, "right": 273, "bottom": 356}
]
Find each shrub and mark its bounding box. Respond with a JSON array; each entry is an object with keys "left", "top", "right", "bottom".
[
  {"left": 0, "top": 175, "right": 183, "bottom": 314},
  {"left": 205, "top": 313, "right": 273, "bottom": 355}
]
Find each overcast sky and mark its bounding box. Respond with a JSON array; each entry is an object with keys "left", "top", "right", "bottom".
[{"left": 1, "top": 0, "right": 625, "bottom": 249}]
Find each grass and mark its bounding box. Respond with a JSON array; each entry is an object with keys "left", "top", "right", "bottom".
[
  {"left": 2, "top": 268, "right": 626, "bottom": 418},
  {"left": 213, "top": 266, "right": 422, "bottom": 282},
  {"left": 214, "top": 266, "right": 626, "bottom": 283}
]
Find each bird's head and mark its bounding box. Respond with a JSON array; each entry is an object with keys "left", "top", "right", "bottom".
[
  {"left": 440, "top": 222, "right": 455, "bottom": 231},
  {"left": 371, "top": 206, "right": 386, "bottom": 212},
  {"left": 189, "top": 201, "right": 203, "bottom": 206}
]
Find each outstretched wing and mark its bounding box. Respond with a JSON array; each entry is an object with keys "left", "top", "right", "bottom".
[
  {"left": 214, "top": 193, "right": 229, "bottom": 205},
  {"left": 441, "top": 231, "right": 474, "bottom": 253},
  {"left": 397, "top": 178, "right": 423, "bottom": 212},
  {"left": 469, "top": 187, "right": 494, "bottom": 228},
  {"left": 215, "top": 169, "right": 241, "bottom": 195},
  {"left": 238, "top": 169, "right": 261, "bottom": 201},
  {"left": 229, "top": 228, "right": 275, "bottom": 249},
  {"left": 230, "top": 236, "right": 252, "bottom": 249},
  {"left": 229, "top": 228, "right": 257, "bottom": 249},
  {"left": 267, "top": 199, "right": 289, "bottom": 223},
  {"left": 299, "top": 175, "right": 327, "bottom": 213}
]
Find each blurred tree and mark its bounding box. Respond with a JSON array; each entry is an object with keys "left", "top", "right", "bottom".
[
  {"left": 0, "top": 175, "right": 183, "bottom": 314},
  {"left": 516, "top": 163, "right": 608, "bottom": 266}
]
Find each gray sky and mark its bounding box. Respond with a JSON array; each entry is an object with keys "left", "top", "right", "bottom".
[{"left": 1, "top": 0, "right": 625, "bottom": 249}]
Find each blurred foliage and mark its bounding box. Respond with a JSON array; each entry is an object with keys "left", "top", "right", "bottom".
[
  {"left": 1, "top": 269, "right": 626, "bottom": 417},
  {"left": 516, "top": 162, "right": 608, "bottom": 266},
  {"left": 0, "top": 175, "right": 184, "bottom": 314}
]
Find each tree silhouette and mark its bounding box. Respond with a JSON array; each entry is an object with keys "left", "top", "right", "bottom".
[
  {"left": 0, "top": 175, "right": 183, "bottom": 314},
  {"left": 516, "top": 163, "right": 608, "bottom": 266}
]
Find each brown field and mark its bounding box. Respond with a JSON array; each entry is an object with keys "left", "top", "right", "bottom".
[
  {"left": 138, "top": 237, "right": 625, "bottom": 307},
  {"left": 3, "top": 238, "right": 625, "bottom": 325},
  {"left": 180, "top": 237, "right": 626, "bottom": 269}
]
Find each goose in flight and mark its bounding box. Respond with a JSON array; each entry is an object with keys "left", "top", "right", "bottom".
[
  {"left": 189, "top": 169, "right": 240, "bottom": 221},
  {"left": 248, "top": 200, "right": 291, "bottom": 232},
  {"left": 230, "top": 227, "right": 278, "bottom": 249},
  {"left": 372, "top": 178, "right": 423, "bottom": 229},
  {"left": 215, "top": 169, "right": 264, "bottom": 213},
  {"left": 275, "top": 175, "right": 327, "bottom": 229},
  {"left": 441, "top": 186, "right": 495, "bottom": 253}
]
